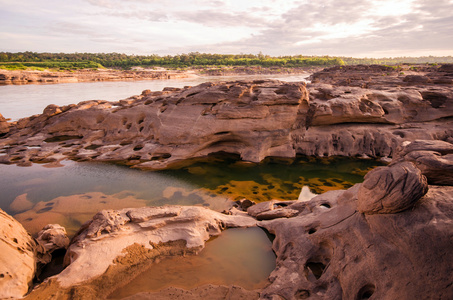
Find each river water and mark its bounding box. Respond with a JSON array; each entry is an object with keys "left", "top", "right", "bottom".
[
  {"left": 0, "top": 74, "right": 384, "bottom": 293},
  {"left": 0, "top": 74, "right": 310, "bottom": 121}
]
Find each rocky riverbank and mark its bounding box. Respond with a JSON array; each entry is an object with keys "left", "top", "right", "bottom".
[
  {"left": 0, "top": 66, "right": 313, "bottom": 85},
  {"left": 1, "top": 139, "right": 452, "bottom": 299},
  {"left": 0, "top": 68, "right": 194, "bottom": 85},
  {"left": 0, "top": 65, "right": 452, "bottom": 169},
  {"left": 1, "top": 65, "right": 452, "bottom": 299}
]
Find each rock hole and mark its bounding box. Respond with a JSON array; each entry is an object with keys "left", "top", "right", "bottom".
[
  {"left": 133, "top": 145, "right": 144, "bottom": 151},
  {"left": 320, "top": 203, "right": 331, "bottom": 209},
  {"left": 12, "top": 238, "right": 18, "bottom": 243},
  {"left": 306, "top": 261, "right": 326, "bottom": 280},
  {"left": 295, "top": 289, "right": 310, "bottom": 299},
  {"left": 308, "top": 228, "right": 317, "bottom": 234},
  {"left": 126, "top": 123, "right": 132, "bottom": 130},
  {"left": 0, "top": 274, "right": 4, "bottom": 278},
  {"left": 214, "top": 131, "right": 231, "bottom": 135},
  {"left": 357, "top": 284, "right": 375, "bottom": 300}
]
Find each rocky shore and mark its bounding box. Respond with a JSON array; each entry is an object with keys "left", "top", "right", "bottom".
[
  {"left": 0, "top": 65, "right": 452, "bottom": 169},
  {"left": 0, "top": 66, "right": 313, "bottom": 85},
  {"left": 0, "top": 68, "right": 194, "bottom": 85},
  {"left": 1, "top": 65, "right": 452, "bottom": 299}
]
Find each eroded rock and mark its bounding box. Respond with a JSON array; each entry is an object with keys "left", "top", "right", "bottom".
[
  {"left": 259, "top": 185, "right": 453, "bottom": 300},
  {"left": 0, "top": 209, "right": 41, "bottom": 299},
  {"left": 357, "top": 162, "right": 428, "bottom": 214},
  {"left": 57, "top": 206, "right": 256, "bottom": 288}
]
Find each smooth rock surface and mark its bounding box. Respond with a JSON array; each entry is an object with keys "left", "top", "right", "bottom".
[
  {"left": 57, "top": 206, "right": 256, "bottom": 288},
  {"left": 0, "top": 209, "right": 41, "bottom": 299}
]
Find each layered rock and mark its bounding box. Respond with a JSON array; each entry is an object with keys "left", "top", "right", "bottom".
[{"left": 1, "top": 68, "right": 453, "bottom": 169}]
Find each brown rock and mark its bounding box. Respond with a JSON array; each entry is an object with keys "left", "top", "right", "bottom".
[
  {"left": 259, "top": 185, "right": 453, "bottom": 300},
  {"left": 357, "top": 162, "right": 428, "bottom": 214},
  {"left": 36, "top": 224, "right": 70, "bottom": 255},
  {"left": 0, "top": 113, "right": 9, "bottom": 135}
]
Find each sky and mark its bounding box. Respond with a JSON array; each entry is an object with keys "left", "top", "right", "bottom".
[{"left": 0, "top": 0, "right": 452, "bottom": 58}]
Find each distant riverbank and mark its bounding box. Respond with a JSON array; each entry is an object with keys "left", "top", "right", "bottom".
[{"left": 0, "top": 66, "right": 318, "bottom": 85}]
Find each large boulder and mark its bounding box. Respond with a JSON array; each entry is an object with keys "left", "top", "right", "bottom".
[
  {"left": 357, "top": 162, "right": 428, "bottom": 214},
  {"left": 0, "top": 209, "right": 42, "bottom": 299}
]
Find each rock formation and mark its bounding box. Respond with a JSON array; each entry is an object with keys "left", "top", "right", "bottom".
[
  {"left": 0, "top": 209, "right": 46, "bottom": 299},
  {"left": 1, "top": 65, "right": 452, "bottom": 299},
  {"left": 1, "top": 65, "right": 452, "bottom": 169},
  {"left": 21, "top": 144, "right": 453, "bottom": 299},
  {"left": 0, "top": 69, "right": 192, "bottom": 85}
]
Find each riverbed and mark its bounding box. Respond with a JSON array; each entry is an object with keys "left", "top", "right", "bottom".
[{"left": 0, "top": 74, "right": 384, "bottom": 294}]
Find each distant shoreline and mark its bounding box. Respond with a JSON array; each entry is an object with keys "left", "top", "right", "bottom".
[{"left": 0, "top": 66, "right": 318, "bottom": 85}]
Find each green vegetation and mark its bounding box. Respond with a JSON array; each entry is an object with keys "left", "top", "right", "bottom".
[
  {"left": 0, "top": 51, "right": 451, "bottom": 71},
  {"left": 341, "top": 56, "right": 453, "bottom": 65},
  {"left": 0, "top": 61, "right": 103, "bottom": 71},
  {"left": 0, "top": 52, "right": 344, "bottom": 70}
]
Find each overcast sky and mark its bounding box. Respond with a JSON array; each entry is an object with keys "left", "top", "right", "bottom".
[{"left": 0, "top": 0, "right": 452, "bottom": 57}]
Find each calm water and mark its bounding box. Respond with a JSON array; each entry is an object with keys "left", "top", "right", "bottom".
[
  {"left": 0, "top": 74, "right": 309, "bottom": 121},
  {"left": 0, "top": 155, "right": 382, "bottom": 236},
  {"left": 109, "top": 227, "right": 276, "bottom": 298}
]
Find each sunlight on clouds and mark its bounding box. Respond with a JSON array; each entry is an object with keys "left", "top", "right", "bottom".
[
  {"left": 295, "top": 20, "right": 374, "bottom": 46},
  {"left": 369, "top": 0, "right": 416, "bottom": 17}
]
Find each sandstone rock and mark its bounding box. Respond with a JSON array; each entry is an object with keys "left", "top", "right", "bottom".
[
  {"left": 0, "top": 209, "right": 40, "bottom": 299},
  {"left": 259, "top": 185, "right": 453, "bottom": 300},
  {"left": 57, "top": 206, "right": 256, "bottom": 288},
  {"left": 1, "top": 76, "right": 453, "bottom": 168},
  {"left": 403, "top": 151, "right": 453, "bottom": 185},
  {"left": 394, "top": 140, "right": 453, "bottom": 185},
  {"left": 0, "top": 113, "right": 9, "bottom": 135},
  {"left": 357, "top": 162, "right": 428, "bottom": 214},
  {"left": 36, "top": 224, "right": 70, "bottom": 255}
]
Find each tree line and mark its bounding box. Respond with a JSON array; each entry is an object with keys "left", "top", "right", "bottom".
[
  {"left": 0, "top": 52, "right": 344, "bottom": 69},
  {"left": 0, "top": 51, "right": 452, "bottom": 71}
]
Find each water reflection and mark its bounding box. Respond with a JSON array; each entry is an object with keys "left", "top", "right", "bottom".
[
  {"left": 0, "top": 156, "right": 383, "bottom": 236},
  {"left": 108, "top": 227, "right": 276, "bottom": 299}
]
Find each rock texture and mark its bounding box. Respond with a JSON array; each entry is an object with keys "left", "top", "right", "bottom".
[
  {"left": 258, "top": 184, "right": 453, "bottom": 300},
  {"left": 1, "top": 65, "right": 453, "bottom": 169},
  {"left": 357, "top": 161, "right": 428, "bottom": 214},
  {"left": 56, "top": 206, "right": 255, "bottom": 289},
  {"left": 0, "top": 209, "right": 44, "bottom": 299}
]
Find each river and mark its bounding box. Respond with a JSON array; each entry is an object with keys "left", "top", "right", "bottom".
[
  {"left": 0, "top": 74, "right": 310, "bottom": 121},
  {"left": 0, "top": 74, "right": 384, "bottom": 293}
]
